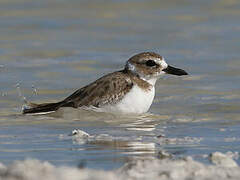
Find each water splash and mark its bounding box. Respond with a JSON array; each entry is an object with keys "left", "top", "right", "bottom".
[
  {"left": 15, "top": 83, "right": 28, "bottom": 104},
  {"left": 15, "top": 83, "right": 31, "bottom": 112},
  {"left": 31, "top": 84, "right": 38, "bottom": 96},
  {"left": 15, "top": 83, "right": 39, "bottom": 112}
]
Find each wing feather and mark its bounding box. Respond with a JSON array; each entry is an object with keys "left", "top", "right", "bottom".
[{"left": 62, "top": 71, "right": 133, "bottom": 108}]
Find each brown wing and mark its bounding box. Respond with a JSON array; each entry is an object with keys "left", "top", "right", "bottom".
[{"left": 62, "top": 71, "right": 133, "bottom": 108}]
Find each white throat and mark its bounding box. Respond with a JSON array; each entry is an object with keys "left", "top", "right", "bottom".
[{"left": 141, "top": 77, "right": 157, "bottom": 86}]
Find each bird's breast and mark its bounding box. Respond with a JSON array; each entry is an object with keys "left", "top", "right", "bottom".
[{"left": 101, "top": 84, "right": 155, "bottom": 114}]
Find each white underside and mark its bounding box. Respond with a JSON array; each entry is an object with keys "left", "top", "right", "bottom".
[{"left": 99, "top": 84, "right": 155, "bottom": 114}]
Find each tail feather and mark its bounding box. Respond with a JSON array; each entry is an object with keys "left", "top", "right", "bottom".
[{"left": 22, "top": 101, "right": 63, "bottom": 114}]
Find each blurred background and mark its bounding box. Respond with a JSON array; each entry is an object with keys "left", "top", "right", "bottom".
[{"left": 0, "top": 0, "right": 240, "bottom": 172}]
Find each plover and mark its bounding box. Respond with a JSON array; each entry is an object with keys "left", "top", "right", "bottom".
[{"left": 23, "top": 52, "right": 188, "bottom": 114}]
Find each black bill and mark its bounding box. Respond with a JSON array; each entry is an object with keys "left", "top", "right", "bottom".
[{"left": 163, "top": 65, "right": 188, "bottom": 76}]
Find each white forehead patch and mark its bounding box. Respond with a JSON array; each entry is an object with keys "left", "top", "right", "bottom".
[{"left": 160, "top": 57, "right": 168, "bottom": 69}]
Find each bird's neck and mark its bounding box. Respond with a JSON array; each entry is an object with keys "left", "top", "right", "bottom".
[
  {"left": 143, "top": 77, "right": 157, "bottom": 86},
  {"left": 122, "top": 69, "right": 155, "bottom": 91}
]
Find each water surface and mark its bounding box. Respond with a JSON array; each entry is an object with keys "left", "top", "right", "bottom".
[{"left": 0, "top": 0, "right": 240, "bottom": 175}]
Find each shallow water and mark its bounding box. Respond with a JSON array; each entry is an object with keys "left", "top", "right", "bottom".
[{"left": 0, "top": 0, "right": 240, "bottom": 179}]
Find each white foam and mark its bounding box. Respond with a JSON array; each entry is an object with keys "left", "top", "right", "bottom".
[
  {"left": 209, "top": 152, "right": 238, "bottom": 167},
  {"left": 70, "top": 129, "right": 91, "bottom": 145},
  {"left": 0, "top": 152, "right": 239, "bottom": 180},
  {"left": 0, "top": 159, "right": 118, "bottom": 180},
  {"left": 70, "top": 129, "right": 90, "bottom": 138}
]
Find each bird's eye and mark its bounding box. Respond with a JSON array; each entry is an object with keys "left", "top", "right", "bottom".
[{"left": 146, "top": 60, "right": 156, "bottom": 67}]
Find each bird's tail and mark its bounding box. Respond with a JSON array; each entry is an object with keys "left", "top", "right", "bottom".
[{"left": 22, "top": 101, "right": 64, "bottom": 115}]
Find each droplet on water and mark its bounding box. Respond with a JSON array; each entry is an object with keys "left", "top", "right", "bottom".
[
  {"left": 15, "top": 82, "right": 28, "bottom": 104},
  {"left": 31, "top": 84, "right": 38, "bottom": 96}
]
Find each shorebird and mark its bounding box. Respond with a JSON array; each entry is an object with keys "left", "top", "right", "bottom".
[{"left": 23, "top": 52, "right": 188, "bottom": 114}]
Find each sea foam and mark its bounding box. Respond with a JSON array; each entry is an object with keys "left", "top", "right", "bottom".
[{"left": 0, "top": 152, "right": 239, "bottom": 180}]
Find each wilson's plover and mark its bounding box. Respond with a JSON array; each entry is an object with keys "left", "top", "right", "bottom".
[{"left": 23, "top": 52, "right": 188, "bottom": 114}]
